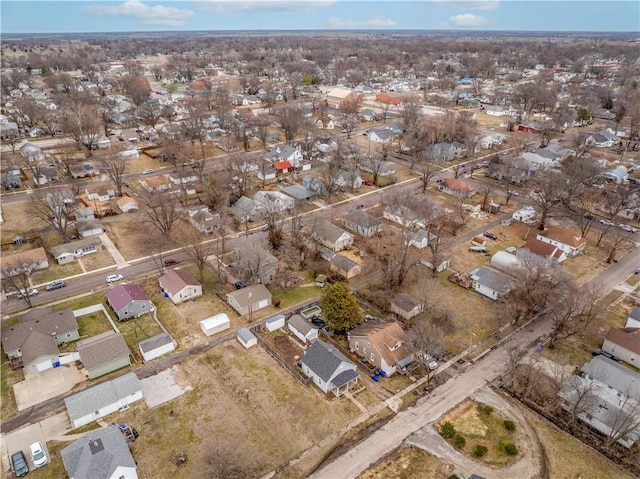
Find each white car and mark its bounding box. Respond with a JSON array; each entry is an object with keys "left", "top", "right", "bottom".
[
  {"left": 106, "top": 274, "right": 124, "bottom": 283},
  {"left": 142, "top": 168, "right": 154, "bottom": 175},
  {"left": 29, "top": 441, "right": 47, "bottom": 468},
  {"left": 599, "top": 219, "right": 615, "bottom": 227},
  {"left": 16, "top": 288, "right": 38, "bottom": 298},
  {"left": 619, "top": 223, "right": 638, "bottom": 233}
]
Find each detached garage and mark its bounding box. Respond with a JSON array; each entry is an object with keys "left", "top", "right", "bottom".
[
  {"left": 138, "top": 332, "right": 175, "bottom": 362},
  {"left": 200, "top": 313, "right": 231, "bottom": 336},
  {"left": 237, "top": 328, "right": 257, "bottom": 349}
]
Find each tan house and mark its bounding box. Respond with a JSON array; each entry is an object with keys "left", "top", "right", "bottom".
[
  {"left": 117, "top": 196, "right": 138, "bottom": 213},
  {"left": 159, "top": 269, "right": 203, "bottom": 304},
  {"left": 536, "top": 225, "right": 586, "bottom": 256},
  {"left": 348, "top": 321, "right": 414, "bottom": 376},
  {"left": 437, "top": 178, "right": 476, "bottom": 198},
  {"left": 330, "top": 254, "right": 362, "bottom": 279},
  {"left": 390, "top": 293, "right": 424, "bottom": 320},
  {"left": 1, "top": 247, "right": 49, "bottom": 277},
  {"left": 140, "top": 175, "right": 172, "bottom": 193}
]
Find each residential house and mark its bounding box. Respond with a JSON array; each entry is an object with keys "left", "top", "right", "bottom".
[
  {"left": 159, "top": 269, "right": 203, "bottom": 304},
  {"left": 438, "top": 178, "right": 476, "bottom": 198},
  {"left": 360, "top": 161, "right": 396, "bottom": 178},
  {"left": 226, "top": 284, "right": 272, "bottom": 316},
  {"left": 106, "top": 284, "right": 153, "bottom": 321},
  {"left": 61, "top": 424, "right": 139, "bottom": 479},
  {"left": 85, "top": 185, "right": 116, "bottom": 202},
  {"left": 558, "top": 356, "right": 640, "bottom": 449},
  {"left": 74, "top": 206, "right": 95, "bottom": 222},
  {"left": 404, "top": 229, "right": 437, "bottom": 249},
  {"left": 536, "top": 225, "right": 586, "bottom": 256},
  {"left": 1, "top": 247, "right": 49, "bottom": 278},
  {"left": 1, "top": 169, "right": 23, "bottom": 190},
  {"left": 517, "top": 237, "right": 567, "bottom": 266},
  {"left": 426, "top": 142, "right": 466, "bottom": 162},
  {"left": 302, "top": 176, "right": 329, "bottom": 196},
  {"left": 91, "top": 136, "right": 112, "bottom": 150},
  {"left": 190, "top": 209, "right": 219, "bottom": 234},
  {"left": 602, "top": 166, "right": 629, "bottom": 184},
  {"left": 229, "top": 196, "right": 256, "bottom": 221},
  {"left": 70, "top": 163, "right": 100, "bottom": 179},
  {"left": 316, "top": 117, "right": 335, "bottom": 130},
  {"left": 169, "top": 171, "right": 199, "bottom": 185},
  {"left": 265, "top": 144, "right": 303, "bottom": 166},
  {"left": 326, "top": 88, "right": 358, "bottom": 109},
  {"left": 315, "top": 136, "right": 338, "bottom": 153},
  {"left": 1, "top": 307, "right": 79, "bottom": 374},
  {"left": 342, "top": 210, "right": 383, "bottom": 237},
  {"left": 469, "top": 266, "right": 515, "bottom": 301},
  {"left": 117, "top": 196, "right": 138, "bottom": 213},
  {"left": 34, "top": 166, "right": 59, "bottom": 185},
  {"left": 586, "top": 129, "right": 622, "bottom": 148},
  {"left": 311, "top": 221, "right": 354, "bottom": 251},
  {"left": 369, "top": 128, "right": 396, "bottom": 144},
  {"left": 330, "top": 254, "right": 362, "bottom": 279},
  {"left": 390, "top": 293, "right": 424, "bottom": 321},
  {"left": 601, "top": 328, "right": 640, "bottom": 367},
  {"left": 140, "top": 175, "right": 172, "bottom": 193},
  {"left": 383, "top": 204, "right": 426, "bottom": 229},
  {"left": 280, "top": 184, "right": 318, "bottom": 205},
  {"left": 77, "top": 331, "right": 131, "bottom": 379},
  {"left": 19, "top": 142, "right": 45, "bottom": 162},
  {"left": 359, "top": 109, "right": 378, "bottom": 121},
  {"left": 512, "top": 206, "right": 537, "bottom": 223},
  {"left": 0, "top": 121, "right": 19, "bottom": 140},
  {"left": 348, "top": 321, "right": 414, "bottom": 376},
  {"left": 335, "top": 169, "right": 363, "bottom": 190},
  {"left": 288, "top": 314, "right": 319, "bottom": 344},
  {"left": 51, "top": 237, "right": 103, "bottom": 265},
  {"left": 254, "top": 190, "right": 295, "bottom": 213},
  {"left": 300, "top": 340, "right": 359, "bottom": 397},
  {"left": 76, "top": 219, "right": 106, "bottom": 239},
  {"left": 64, "top": 372, "right": 143, "bottom": 428}
]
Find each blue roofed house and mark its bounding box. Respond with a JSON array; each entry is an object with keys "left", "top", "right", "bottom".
[
  {"left": 300, "top": 340, "right": 359, "bottom": 397},
  {"left": 61, "top": 424, "right": 138, "bottom": 479}
]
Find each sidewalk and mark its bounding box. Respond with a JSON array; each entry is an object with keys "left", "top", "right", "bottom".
[{"left": 98, "top": 232, "right": 129, "bottom": 269}]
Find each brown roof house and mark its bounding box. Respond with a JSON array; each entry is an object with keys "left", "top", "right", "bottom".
[
  {"left": 390, "top": 293, "right": 424, "bottom": 321},
  {"left": 76, "top": 331, "right": 131, "bottom": 379},
  {"left": 342, "top": 210, "right": 383, "bottom": 238},
  {"left": 517, "top": 236, "right": 567, "bottom": 266},
  {"left": 159, "top": 269, "right": 202, "bottom": 304},
  {"left": 536, "top": 225, "right": 586, "bottom": 257},
  {"left": 1, "top": 307, "right": 79, "bottom": 374},
  {"left": 330, "top": 254, "right": 362, "bottom": 280},
  {"left": 1, "top": 247, "right": 49, "bottom": 278},
  {"left": 601, "top": 328, "right": 640, "bottom": 368},
  {"left": 437, "top": 178, "right": 476, "bottom": 198},
  {"left": 117, "top": 196, "right": 138, "bottom": 213},
  {"left": 348, "top": 321, "right": 414, "bottom": 376},
  {"left": 106, "top": 284, "right": 154, "bottom": 321}
]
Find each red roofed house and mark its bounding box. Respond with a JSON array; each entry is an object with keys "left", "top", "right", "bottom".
[
  {"left": 159, "top": 269, "right": 202, "bottom": 304},
  {"left": 536, "top": 225, "right": 586, "bottom": 257},
  {"left": 106, "top": 284, "right": 154, "bottom": 321},
  {"left": 601, "top": 327, "right": 640, "bottom": 367},
  {"left": 437, "top": 178, "right": 476, "bottom": 198},
  {"left": 274, "top": 160, "right": 293, "bottom": 174},
  {"left": 518, "top": 236, "right": 567, "bottom": 265},
  {"left": 348, "top": 321, "right": 414, "bottom": 376},
  {"left": 375, "top": 92, "right": 402, "bottom": 106}
]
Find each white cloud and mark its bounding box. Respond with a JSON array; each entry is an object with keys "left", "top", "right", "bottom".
[
  {"left": 196, "top": 0, "right": 338, "bottom": 15},
  {"left": 328, "top": 16, "right": 397, "bottom": 28},
  {"left": 82, "top": 0, "right": 195, "bottom": 27},
  {"left": 449, "top": 13, "right": 488, "bottom": 26},
  {"left": 427, "top": 0, "right": 500, "bottom": 11}
]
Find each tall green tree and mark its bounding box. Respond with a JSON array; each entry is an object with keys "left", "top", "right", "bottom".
[{"left": 319, "top": 282, "right": 361, "bottom": 333}]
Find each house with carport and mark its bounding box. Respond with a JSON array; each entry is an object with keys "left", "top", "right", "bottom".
[
  {"left": 106, "top": 284, "right": 154, "bottom": 321},
  {"left": 348, "top": 321, "right": 414, "bottom": 376},
  {"left": 300, "top": 340, "right": 359, "bottom": 397},
  {"left": 76, "top": 331, "right": 131, "bottom": 379},
  {"left": 61, "top": 424, "right": 139, "bottom": 479},
  {"left": 159, "top": 269, "right": 202, "bottom": 304}
]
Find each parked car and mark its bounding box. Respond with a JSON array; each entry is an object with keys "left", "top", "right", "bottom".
[
  {"left": 46, "top": 280, "right": 66, "bottom": 291},
  {"left": 16, "top": 288, "right": 38, "bottom": 298},
  {"left": 619, "top": 223, "right": 638, "bottom": 233},
  {"left": 11, "top": 451, "right": 29, "bottom": 477},
  {"left": 142, "top": 168, "right": 154, "bottom": 175},
  {"left": 599, "top": 219, "right": 615, "bottom": 226},
  {"left": 29, "top": 441, "right": 47, "bottom": 468},
  {"left": 234, "top": 281, "right": 246, "bottom": 289},
  {"left": 106, "top": 274, "right": 124, "bottom": 283},
  {"left": 363, "top": 180, "right": 373, "bottom": 186},
  {"left": 469, "top": 245, "right": 487, "bottom": 253},
  {"left": 163, "top": 259, "right": 178, "bottom": 266},
  {"left": 483, "top": 232, "right": 498, "bottom": 240}
]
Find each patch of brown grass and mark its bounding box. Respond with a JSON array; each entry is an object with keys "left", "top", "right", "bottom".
[{"left": 358, "top": 445, "right": 447, "bottom": 479}]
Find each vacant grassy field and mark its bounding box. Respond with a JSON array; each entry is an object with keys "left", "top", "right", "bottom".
[
  {"left": 0, "top": 200, "right": 47, "bottom": 242},
  {"left": 78, "top": 250, "right": 116, "bottom": 271},
  {"left": 358, "top": 445, "right": 447, "bottom": 479},
  {"left": 107, "top": 343, "right": 362, "bottom": 478},
  {"left": 103, "top": 214, "right": 182, "bottom": 261}
]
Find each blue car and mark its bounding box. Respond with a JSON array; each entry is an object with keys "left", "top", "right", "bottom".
[{"left": 11, "top": 450, "right": 29, "bottom": 477}]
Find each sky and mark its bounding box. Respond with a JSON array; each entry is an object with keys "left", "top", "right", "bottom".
[{"left": 2, "top": 0, "right": 639, "bottom": 34}]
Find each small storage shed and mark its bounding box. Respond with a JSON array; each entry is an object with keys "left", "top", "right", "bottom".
[
  {"left": 138, "top": 333, "right": 175, "bottom": 362},
  {"left": 288, "top": 314, "right": 319, "bottom": 344},
  {"left": 237, "top": 328, "right": 257, "bottom": 348},
  {"left": 200, "top": 313, "right": 231, "bottom": 336},
  {"left": 265, "top": 314, "right": 285, "bottom": 332}
]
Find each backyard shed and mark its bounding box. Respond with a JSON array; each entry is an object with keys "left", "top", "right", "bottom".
[
  {"left": 200, "top": 313, "right": 231, "bottom": 336},
  {"left": 288, "top": 314, "right": 319, "bottom": 344},
  {"left": 265, "top": 314, "right": 285, "bottom": 332},
  {"left": 237, "top": 328, "right": 257, "bottom": 348},
  {"left": 138, "top": 332, "right": 175, "bottom": 362}
]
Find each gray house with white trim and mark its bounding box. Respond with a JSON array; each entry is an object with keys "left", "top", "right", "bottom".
[
  {"left": 106, "top": 284, "right": 153, "bottom": 321},
  {"left": 300, "top": 340, "right": 359, "bottom": 397}
]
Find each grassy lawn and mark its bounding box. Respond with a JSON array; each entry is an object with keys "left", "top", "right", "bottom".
[
  {"left": 79, "top": 250, "right": 116, "bottom": 271},
  {"left": 437, "top": 400, "right": 521, "bottom": 467},
  {"left": 65, "top": 421, "right": 101, "bottom": 435},
  {"left": 32, "top": 261, "right": 83, "bottom": 285},
  {"left": 269, "top": 284, "right": 320, "bottom": 310},
  {"left": 117, "top": 314, "right": 164, "bottom": 354},
  {"left": 1, "top": 352, "right": 22, "bottom": 421},
  {"left": 52, "top": 292, "right": 111, "bottom": 312},
  {"left": 76, "top": 311, "right": 113, "bottom": 338},
  {"left": 358, "top": 445, "right": 446, "bottom": 479},
  {"left": 0, "top": 201, "right": 47, "bottom": 241}
]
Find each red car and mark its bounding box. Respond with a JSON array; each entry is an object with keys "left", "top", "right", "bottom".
[{"left": 363, "top": 180, "right": 373, "bottom": 186}]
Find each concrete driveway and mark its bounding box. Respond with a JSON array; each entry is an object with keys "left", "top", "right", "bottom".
[
  {"left": 1, "top": 420, "right": 50, "bottom": 474},
  {"left": 14, "top": 364, "right": 85, "bottom": 411}
]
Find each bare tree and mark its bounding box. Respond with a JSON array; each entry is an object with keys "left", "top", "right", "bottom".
[
  {"left": 136, "top": 189, "right": 186, "bottom": 240},
  {"left": 233, "top": 238, "right": 274, "bottom": 285},
  {"left": 275, "top": 104, "right": 306, "bottom": 143},
  {"left": 227, "top": 152, "right": 255, "bottom": 198},
  {"left": 1, "top": 258, "right": 38, "bottom": 308},
  {"left": 528, "top": 167, "right": 567, "bottom": 230},
  {"left": 261, "top": 202, "right": 286, "bottom": 251},
  {"left": 399, "top": 95, "right": 423, "bottom": 135},
  {"left": 180, "top": 230, "right": 215, "bottom": 285},
  {"left": 412, "top": 319, "right": 445, "bottom": 385},
  {"left": 99, "top": 150, "right": 129, "bottom": 197},
  {"left": 62, "top": 93, "right": 103, "bottom": 156},
  {"left": 415, "top": 149, "right": 438, "bottom": 193},
  {"left": 30, "top": 188, "right": 75, "bottom": 242}
]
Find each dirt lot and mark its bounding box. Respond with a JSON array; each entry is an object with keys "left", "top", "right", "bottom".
[
  {"left": 358, "top": 445, "right": 448, "bottom": 479},
  {"left": 108, "top": 342, "right": 362, "bottom": 478}
]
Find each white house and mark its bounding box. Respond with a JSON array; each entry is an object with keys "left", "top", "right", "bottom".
[
  {"left": 536, "top": 225, "right": 586, "bottom": 256},
  {"left": 512, "top": 206, "right": 537, "bottom": 223},
  {"left": 300, "top": 340, "right": 359, "bottom": 397},
  {"left": 469, "top": 266, "right": 515, "bottom": 301},
  {"left": 159, "top": 269, "right": 203, "bottom": 304},
  {"left": 288, "top": 314, "right": 319, "bottom": 344}
]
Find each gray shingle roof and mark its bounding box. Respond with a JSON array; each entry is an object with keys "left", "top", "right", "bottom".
[
  {"left": 61, "top": 424, "right": 136, "bottom": 479},
  {"left": 64, "top": 373, "right": 142, "bottom": 422},
  {"left": 313, "top": 220, "right": 352, "bottom": 243},
  {"left": 138, "top": 332, "right": 173, "bottom": 353},
  {"left": 301, "top": 340, "right": 355, "bottom": 382},
  {"left": 331, "top": 369, "right": 359, "bottom": 388},
  {"left": 469, "top": 266, "right": 515, "bottom": 294},
  {"left": 342, "top": 210, "right": 382, "bottom": 229},
  {"left": 288, "top": 314, "right": 318, "bottom": 336},
  {"left": 77, "top": 331, "right": 130, "bottom": 371},
  {"left": 582, "top": 356, "right": 640, "bottom": 401},
  {"left": 2, "top": 308, "right": 78, "bottom": 354}
]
